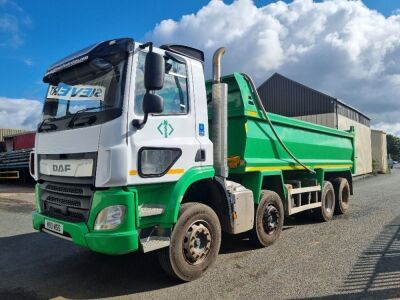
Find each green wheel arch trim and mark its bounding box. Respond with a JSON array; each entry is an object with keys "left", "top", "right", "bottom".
[
  {"left": 171, "top": 166, "right": 215, "bottom": 222},
  {"left": 127, "top": 166, "right": 215, "bottom": 229}
]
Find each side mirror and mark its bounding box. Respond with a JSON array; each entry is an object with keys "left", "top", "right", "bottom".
[
  {"left": 143, "top": 92, "right": 163, "bottom": 114},
  {"left": 144, "top": 52, "right": 165, "bottom": 90},
  {"left": 132, "top": 42, "right": 165, "bottom": 129},
  {"left": 132, "top": 93, "right": 164, "bottom": 129}
]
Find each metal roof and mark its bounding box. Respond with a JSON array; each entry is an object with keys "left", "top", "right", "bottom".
[{"left": 258, "top": 73, "right": 370, "bottom": 120}]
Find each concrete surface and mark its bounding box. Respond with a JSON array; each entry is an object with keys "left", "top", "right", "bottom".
[{"left": 0, "top": 167, "right": 399, "bottom": 300}]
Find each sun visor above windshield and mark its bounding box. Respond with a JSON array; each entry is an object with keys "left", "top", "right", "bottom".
[{"left": 43, "top": 38, "right": 134, "bottom": 83}]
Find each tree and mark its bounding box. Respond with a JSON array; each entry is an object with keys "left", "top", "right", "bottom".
[{"left": 387, "top": 134, "right": 400, "bottom": 161}]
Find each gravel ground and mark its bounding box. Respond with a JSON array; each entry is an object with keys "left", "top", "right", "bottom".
[{"left": 0, "top": 168, "right": 399, "bottom": 300}]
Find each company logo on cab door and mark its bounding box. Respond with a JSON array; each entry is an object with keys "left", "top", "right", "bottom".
[{"left": 157, "top": 120, "right": 174, "bottom": 138}]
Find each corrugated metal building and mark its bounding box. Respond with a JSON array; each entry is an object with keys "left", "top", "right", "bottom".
[
  {"left": 0, "top": 128, "right": 27, "bottom": 152},
  {"left": 0, "top": 128, "right": 27, "bottom": 142},
  {"left": 257, "top": 73, "right": 372, "bottom": 176},
  {"left": 371, "top": 130, "right": 388, "bottom": 174}
]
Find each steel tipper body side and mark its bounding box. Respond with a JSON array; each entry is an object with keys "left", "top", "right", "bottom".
[{"left": 207, "top": 72, "right": 355, "bottom": 202}]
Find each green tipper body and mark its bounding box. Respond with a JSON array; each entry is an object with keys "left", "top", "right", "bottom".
[{"left": 207, "top": 73, "right": 355, "bottom": 175}]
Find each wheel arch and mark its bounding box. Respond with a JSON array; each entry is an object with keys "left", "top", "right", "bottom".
[
  {"left": 179, "top": 177, "right": 232, "bottom": 233},
  {"left": 170, "top": 166, "right": 215, "bottom": 222},
  {"left": 324, "top": 169, "right": 353, "bottom": 195}
]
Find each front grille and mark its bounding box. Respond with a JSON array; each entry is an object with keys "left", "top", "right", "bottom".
[
  {"left": 45, "top": 184, "right": 84, "bottom": 195},
  {"left": 40, "top": 181, "right": 93, "bottom": 223},
  {"left": 46, "top": 195, "right": 81, "bottom": 208}
]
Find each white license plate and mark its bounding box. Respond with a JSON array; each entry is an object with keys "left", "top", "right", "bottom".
[{"left": 45, "top": 219, "right": 64, "bottom": 234}]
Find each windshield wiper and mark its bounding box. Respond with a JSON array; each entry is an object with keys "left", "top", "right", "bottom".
[
  {"left": 68, "top": 105, "right": 114, "bottom": 128},
  {"left": 38, "top": 118, "right": 57, "bottom": 132}
]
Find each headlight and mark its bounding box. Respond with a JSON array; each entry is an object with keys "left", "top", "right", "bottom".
[{"left": 94, "top": 205, "right": 126, "bottom": 230}]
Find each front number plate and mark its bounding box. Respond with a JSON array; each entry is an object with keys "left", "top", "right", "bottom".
[{"left": 44, "top": 219, "right": 64, "bottom": 234}]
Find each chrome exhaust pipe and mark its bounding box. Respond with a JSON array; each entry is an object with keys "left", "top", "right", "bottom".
[
  {"left": 211, "top": 47, "right": 228, "bottom": 178},
  {"left": 213, "top": 47, "right": 225, "bottom": 83}
]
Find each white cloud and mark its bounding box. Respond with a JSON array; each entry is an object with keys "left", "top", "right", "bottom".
[
  {"left": 0, "top": 0, "right": 30, "bottom": 47},
  {"left": 373, "top": 122, "right": 400, "bottom": 137},
  {"left": 0, "top": 97, "right": 42, "bottom": 130},
  {"left": 23, "top": 58, "right": 32, "bottom": 66},
  {"left": 149, "top": 0, "right": 400, "bottom": 136}
]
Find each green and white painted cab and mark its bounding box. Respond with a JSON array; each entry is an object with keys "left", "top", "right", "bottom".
[{"left": 31, "top": 37, "right": 355, "bottom": 281}]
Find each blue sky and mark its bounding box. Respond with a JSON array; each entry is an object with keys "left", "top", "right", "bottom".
[
  {"left": 1, "top": 0, "right": 400, "bottom": 135},
  {"left": 0, "top": 0, "right": 397, "bottom": 100}
]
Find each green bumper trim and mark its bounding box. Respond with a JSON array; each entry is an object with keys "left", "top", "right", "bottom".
[{"left": 32, "top": 187, "right": 139, "bottom": 255}]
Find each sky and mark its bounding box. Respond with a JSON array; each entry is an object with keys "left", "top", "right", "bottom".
[{"left": 0, "top": 0, "right": 400, "bottom": 136}]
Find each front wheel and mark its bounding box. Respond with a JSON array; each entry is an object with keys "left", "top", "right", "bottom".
[
  {"left": 158, "top": 203, "right": 221, "bottom": 281},
  {"left": 250, "top": 190, "right": 284, "bottom": 247}
]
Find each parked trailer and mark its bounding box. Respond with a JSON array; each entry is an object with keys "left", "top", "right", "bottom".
[
  {"left": 0, "top": 149, "right": 33, "bottom": 180},
  {"left": 0, "top": 132, "right": 35, "bottom": 181},
  {"left": 31, "top": 38, "right": 355, "bottom": 281}
]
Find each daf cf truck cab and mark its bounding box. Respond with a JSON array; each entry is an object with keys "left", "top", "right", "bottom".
[{"left": 31, "top": 37, "right": 354, "bottom": 281}]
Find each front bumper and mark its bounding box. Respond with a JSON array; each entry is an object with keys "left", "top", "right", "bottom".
[{"left": 32, "top": 187, "right": 139, "bottom": 255}]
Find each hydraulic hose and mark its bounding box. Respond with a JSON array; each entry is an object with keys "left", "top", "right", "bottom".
[{"left": 241, "top": 73, "right": 316, "bottom": 174}]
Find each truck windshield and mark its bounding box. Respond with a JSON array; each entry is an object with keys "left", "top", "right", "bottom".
[{"left": 39, "top": 59, "right": 126, "bottom": 131}]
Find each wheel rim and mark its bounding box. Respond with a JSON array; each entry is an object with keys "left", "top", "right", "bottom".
[
  {"left": 325, "top": 190, "right": 334, "bottom": 213},
  {"left": 183, "top": 220, "right": 212, "bottom": 265},
  {"left": 262, "top": 204, "right": 280, "bottom": 235}
]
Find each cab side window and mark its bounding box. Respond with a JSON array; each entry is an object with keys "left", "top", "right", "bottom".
[{"left": 134, "top": 51, "right": 189, "bottom": 116}]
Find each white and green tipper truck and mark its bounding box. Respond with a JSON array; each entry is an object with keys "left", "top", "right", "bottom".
[{"left": 31, "top": 38, "right": 355, "bottom": 281}]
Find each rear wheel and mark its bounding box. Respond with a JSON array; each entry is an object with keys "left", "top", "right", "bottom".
[
  {"left": 314, "top": 181, "right": 335, "bottom": 221},
  {"left": 250, "top": 190, "right": 284, "bottom": 247},
  {"left": 158, "top": 202, "right": 221, "bottom": 281},
  {"left": 332, "top": 178, "right": 350, "bottom": 214}
]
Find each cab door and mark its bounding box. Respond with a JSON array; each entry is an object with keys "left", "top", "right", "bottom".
[{"left": 127, "top": 47, "right": 201, "bottom": 185}]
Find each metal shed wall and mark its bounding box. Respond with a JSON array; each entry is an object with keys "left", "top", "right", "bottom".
[
  {"left": 371, "top": 130, "right": 388, "bottom": 174},
  {"left": 338, "top": 115, "right": 372, "bottom": 175}
]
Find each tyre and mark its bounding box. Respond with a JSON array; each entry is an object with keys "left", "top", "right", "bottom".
[
  {"left": 158, "top": 202, "right": 221, "bottom": 281},
  {"left": 314, "top": 181, "right": 335, "bottom": 221},
  {"left": 332, "top": 178, "right": 350, "bottom": 214},
  {"left": 250, "top": 190, "right": 284, "bottom": 247}
]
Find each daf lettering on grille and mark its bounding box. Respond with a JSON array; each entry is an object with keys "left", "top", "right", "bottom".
[{"left": 52, "top": 164, "right": 71, "bottom": 172}]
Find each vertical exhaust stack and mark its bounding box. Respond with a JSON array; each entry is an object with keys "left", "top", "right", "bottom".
[{"left": 211, "top": 47, "right": 228, "bottom": 178}]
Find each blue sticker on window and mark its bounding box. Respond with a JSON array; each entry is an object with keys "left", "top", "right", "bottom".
[{"left": 199, "top": 123, "right": 205, "bottom": 136}]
